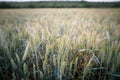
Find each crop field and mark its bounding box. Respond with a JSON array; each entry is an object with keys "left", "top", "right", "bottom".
[{"left": 0, "top": 9, "right": 120, "bottom": 80}]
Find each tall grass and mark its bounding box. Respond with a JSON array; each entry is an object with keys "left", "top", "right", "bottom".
[{"left": 0, "top": 9, "right": 120, "bottom": 80}]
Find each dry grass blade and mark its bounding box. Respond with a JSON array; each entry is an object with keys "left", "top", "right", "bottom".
[
  {"left": 22, "top": 41, "right": 30, "bottom": 61},
  {"left": 71, "top": 49, "right": 87, "bottom": 64},
  {"left": 88, "top": 67, "right": 107, "bottom": 70},
  {"left": 106, "top": 73, "right": 120, "bottom": 78}
]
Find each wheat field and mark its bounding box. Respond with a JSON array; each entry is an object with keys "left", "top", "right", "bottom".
[{"left": 0, "top": 9, "right": 120, "bottom": 80}]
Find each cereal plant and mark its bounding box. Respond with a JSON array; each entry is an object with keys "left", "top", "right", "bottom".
[{"left": 0, "top": 9, "right": 120, "bottom": 80}]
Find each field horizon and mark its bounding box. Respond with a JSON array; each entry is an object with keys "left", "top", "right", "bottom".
[{"left": 0, "top": 1, "right": 120, "bottom": 8}]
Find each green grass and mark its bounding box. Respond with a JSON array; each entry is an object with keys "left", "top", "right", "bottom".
[{"left": 0, "top": 9, "right": 120, "bottom": 80}]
